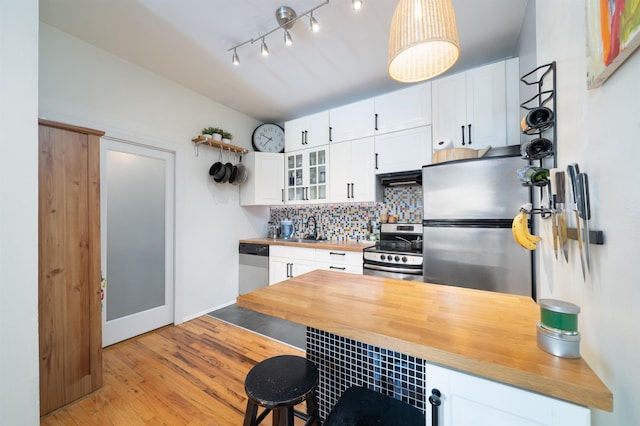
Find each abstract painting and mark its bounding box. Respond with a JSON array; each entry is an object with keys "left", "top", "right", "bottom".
[{"left": 586, "top": 0, "right": 640, "bottom": 88}]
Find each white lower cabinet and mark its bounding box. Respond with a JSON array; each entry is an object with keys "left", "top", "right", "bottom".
[
  {"left": 269, "top": 246, "right": 317, "bottom": 285},
  {"left": 425, "top": 362, "right": 590, "bottom": 426},
  {"left": 269, "top": 246, "right": 363, "bottom": 284},
  {"left": 315, "top": 249, "right": 363, "bottom": 275}
]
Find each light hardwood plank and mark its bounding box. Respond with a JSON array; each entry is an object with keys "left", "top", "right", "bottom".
[{"left": 41, "top": 316, "right": 306, "bottom": 425}]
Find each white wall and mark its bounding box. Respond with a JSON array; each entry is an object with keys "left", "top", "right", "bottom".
[
  {"left": 39, "top": 23, "right": 269, "bottom": 323},
  {"left": 0, "top": 0, "right": 40, "bottom": 423},
  {"left": 534, "top": 1, "right": 640, "bottom": 424}
]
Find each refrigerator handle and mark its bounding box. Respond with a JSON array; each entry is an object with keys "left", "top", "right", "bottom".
[{"left": 461, "top": 125, "right": 465, "bottom": 145}]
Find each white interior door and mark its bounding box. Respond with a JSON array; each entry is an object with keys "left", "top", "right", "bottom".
[{"left": 100, "top": 138, "right": 175, "bottom": 347}]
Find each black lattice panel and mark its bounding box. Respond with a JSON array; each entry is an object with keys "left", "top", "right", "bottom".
[{"left": 306, "top": 327, "right": 426, "bottom": 420}]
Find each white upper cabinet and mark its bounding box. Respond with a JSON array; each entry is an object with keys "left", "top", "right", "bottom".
[
  {"left": 432, "top": 58, "right": 519, "bottom": 149},
  {"left": 285, "top": 111, "right": 329, "bottom": 151},
  {"left": 330, "top": 137, "right": 375, "bottom": 203},
  {"left": 374, "top": 82, "right": 432, "bottom": 134},
  {"left": 285, "top": 146, "right": 329, "bottom": 204},
  {"left": 374, "top": 126, "right": 432, "bottom": 174},
  {"left": 329, "top": 99, "right": 375, "bottom": 143},
  {"left": 240, "top": 152, "right": 284, "bottom": 206}
]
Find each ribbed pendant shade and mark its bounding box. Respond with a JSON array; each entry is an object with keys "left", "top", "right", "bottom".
[{"left": 388, "top": 0, "right": 460, "bottom": 83}]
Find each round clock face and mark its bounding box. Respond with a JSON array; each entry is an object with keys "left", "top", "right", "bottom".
[{"left": 252, "top": 123, "right": 285, "bottom": 153}]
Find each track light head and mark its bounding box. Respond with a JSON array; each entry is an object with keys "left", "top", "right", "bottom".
[
  {"left": 232, "top": 49, "right": 240, "bottom": 65},
  {"left": 310, "top": 12, "right": 320, "bottom": 32},
  {"left": 261, "top": 38, "right": 269, "bottom": 56},
  {"left": 284, "top": 30, "right": 293, "bottom": 46}
]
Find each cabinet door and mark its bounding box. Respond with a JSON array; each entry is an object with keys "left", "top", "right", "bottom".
[
  {"left": 467, "top": 61, "right": 507, "bottom": 149},
  {"left": 329, "top": 141, "right": 352, "bottom": 203},
  {"left": 375, "top": 82, "right": 431, "bottom": 134},
  {"left": 306, "top": 147, "right": 329, "bottom": 203},
  {"left": 240, "top": 152, "right": 284, "bottom": 206},
  {"left": 285, "top": 151, "right": 306, "bottom": 203},
  {"left": 305, "top": 111, "right": 330, "bottom": 149},
  {"left": 375, "top": 126, "right": 432, "bottom": 174},
  {"left": 269, "top": 257, "right": 290, "bottom": 285},
  {"left": 425, "top": 362, "right": 590, "bottom": 426},
  {"left": 349, "top": 137, "right": 375, "bottom": 202},
  {"left": 431, "top": 72, "right": 467, "bottom": 147},
  {"left": 330, "top": 98, "right": 375, "bottom": 143},
  {"left": 285, "top": 116, "right": 307, "bottom": 152}
]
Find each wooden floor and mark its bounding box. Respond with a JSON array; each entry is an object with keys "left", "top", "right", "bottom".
[{"left": 40, "top": 316, "right": 306, "bottom": 425}]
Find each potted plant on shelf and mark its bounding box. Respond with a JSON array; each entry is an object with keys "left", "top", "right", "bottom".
[
  {"left": 221, "top": 131, "right": 233, "bottom": 144},
  {"left": 202, "top": 126, "right": 224, "bottom": 141}
]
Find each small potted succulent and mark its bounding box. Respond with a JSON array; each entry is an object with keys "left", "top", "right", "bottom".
[
  {"left": 202, "top": 127, "right": 224, "bottom": 141},
  {"left": 221, "top": 131, "right": 233, "bottom": 144}
]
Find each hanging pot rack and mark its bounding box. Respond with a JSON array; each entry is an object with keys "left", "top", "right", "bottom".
[{"left": 191, "top": 135, "right": 249, "bottom": 157}]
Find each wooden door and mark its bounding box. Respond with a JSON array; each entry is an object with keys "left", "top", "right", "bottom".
[{"left": 38, "top": 120, "right": 103, "bottom": 415}]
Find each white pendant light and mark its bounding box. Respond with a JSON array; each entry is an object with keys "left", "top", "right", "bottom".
[
  {"left": 310, "top": 11, "right": 320, "bottom": 32},
  {"left": 388, "top": 0, "right": 460, "bottom": 83}
]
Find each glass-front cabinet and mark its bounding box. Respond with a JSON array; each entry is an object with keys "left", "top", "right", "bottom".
[{"left": 286, "top": 147, "right": 328, "bottom": 204}]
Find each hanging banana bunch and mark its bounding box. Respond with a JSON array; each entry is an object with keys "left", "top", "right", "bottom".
[{"left": 512, "top": 210, "right": 541, "bottom": 250}]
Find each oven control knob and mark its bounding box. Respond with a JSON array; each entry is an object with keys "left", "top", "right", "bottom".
[
  {"left": 394, "top": 255, "right": 400, "bottom": 262},
  {"left": 402, "top": 256, "right": 407, "bottom": 263},
  {"left": 380, "top": 254, "right": 386, "bottom": 261}
]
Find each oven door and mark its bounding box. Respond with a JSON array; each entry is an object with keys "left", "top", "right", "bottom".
[{"left": 363, "top": 263, "right": 424, "bottom": 282}]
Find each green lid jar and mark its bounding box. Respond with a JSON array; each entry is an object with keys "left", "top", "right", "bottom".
[{"left": 538, "top": 299, "right": 580, "bottom": 332}]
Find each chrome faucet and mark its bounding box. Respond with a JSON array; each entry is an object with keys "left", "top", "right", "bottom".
[{"left": 306, "top": 216, "right": 317, "bottom": 240}]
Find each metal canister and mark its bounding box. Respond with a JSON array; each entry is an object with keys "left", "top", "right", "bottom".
[
  {"left": 538, "top": 299, "right": 580, "bottom": 332},
  {"left": 536, "top": 299, "right": 581, "bottom": 358}
]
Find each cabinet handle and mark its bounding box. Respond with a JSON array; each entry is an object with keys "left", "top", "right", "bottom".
[
  {"left": 281, "top": 188, "right": 284, "bottom": 203},
  {"left": 429, "top": 388, "right": 442, "bottom": 426},
  {"left": 305, "top": 187, "right": 309, "bottom": 200},
  {"left": 329, "top": 266, "right": 346, "bottom": 270},
  {"left": 375, "top": 153, "right": 379, "bottom": 170},
  {"left": 329, "top": 251, "right": 346, "bottom": 256},
  {"left": 301, "top": 131, "right": 305, "bottom": 145},
  {"left": 350, "top": 183, "right": 355, "bottom": 198},
  {"left": 304, "top": 130, "right": 308, "bottom": 145},
  {"left": 346, "top": 183, "right": 350, "bottom": 198},
  {"left": 375, "top": 113, "right": 379, "bottom": 131},
  {"left": 468, "top": 124, "right": 472, "bottom": 145},
  {"left": 329, "top": 126, "right": 333, "bottom": 142},
  {"left": 461, "top": 125, "right": 465, "bottom": 146}
]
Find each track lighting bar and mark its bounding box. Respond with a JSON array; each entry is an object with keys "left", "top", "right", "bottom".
[{"left": 228, "top": 0, "right": 363, "bottom": 65}]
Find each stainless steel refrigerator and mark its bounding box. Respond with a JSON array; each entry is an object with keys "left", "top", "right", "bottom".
[{"left": 422, "top": 154, "right": 533, "bottom": 297}]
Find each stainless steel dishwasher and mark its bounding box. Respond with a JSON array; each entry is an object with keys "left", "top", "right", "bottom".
[{"left": 239, "top": 242, "right": 269, "bottom": 295}]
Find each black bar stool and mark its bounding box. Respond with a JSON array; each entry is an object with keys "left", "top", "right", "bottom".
[
  {"left": 243, "top": 355, "right": 319, "bottom": 426},
  {"left": 324, "top": 385, "right": 425, "bottom": 426}
]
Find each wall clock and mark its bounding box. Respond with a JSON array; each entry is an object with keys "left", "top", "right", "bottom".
[{"left": 252, "top": 123, "right": 285, "bottom": 153}]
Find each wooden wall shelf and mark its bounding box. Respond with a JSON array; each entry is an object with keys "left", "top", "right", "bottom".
[{"left": 191, "top": 135, "right": 249, "bottom": 156}]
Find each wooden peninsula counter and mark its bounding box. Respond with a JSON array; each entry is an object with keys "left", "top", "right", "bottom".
[{"left": 237, "top": 270, "right": 612, "bottom": 420}]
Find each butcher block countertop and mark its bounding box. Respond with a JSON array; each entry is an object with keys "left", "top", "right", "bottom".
[
  {"left": 239, "top": 237, "right": 374, "bottom": 252},
  {"left": 237, "top": 270, "right": 613, "bottom": 412}
]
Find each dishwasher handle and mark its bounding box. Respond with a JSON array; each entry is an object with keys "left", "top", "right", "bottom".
[{"left": 239, "top": 243, "right": 270, "bottom": 256}]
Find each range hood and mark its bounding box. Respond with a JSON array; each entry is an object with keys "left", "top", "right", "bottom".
[{"left": 378, "top": 170, "right": 422, "bottom": 187}]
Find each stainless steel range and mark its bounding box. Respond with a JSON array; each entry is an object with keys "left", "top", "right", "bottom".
[{"left": 363, "top": 223, "right": 423, "bottom": 281}]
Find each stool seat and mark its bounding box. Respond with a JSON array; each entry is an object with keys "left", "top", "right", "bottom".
[
  {"left": 324, "top": 386, "right": 425, "bottom": 426},
  {"left": 243, "top": 355, "right": 319, "bottom": 426}
]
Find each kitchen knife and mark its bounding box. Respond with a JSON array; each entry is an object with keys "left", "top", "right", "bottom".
[
  {"left": 577, "top": 173, "right": 591, "bottom": 272},
  {"left": 567, "top": 164, "right": 585, "bottom": 279},
  {"left": 555, "top": 171, "right": 569, "bottom": 262},
  {"left": 548, "top": 169, "right": 559, "bottom": 259}
]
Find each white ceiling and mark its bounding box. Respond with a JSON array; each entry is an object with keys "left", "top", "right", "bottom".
[{"left": 39, "top": 0, "right": 529, "bottom": 124}]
